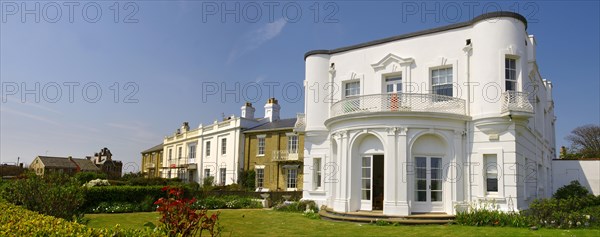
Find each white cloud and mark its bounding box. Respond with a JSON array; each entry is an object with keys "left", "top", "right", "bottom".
[{"left": 227, "top": 18, "right": 287, "bottom": 64}]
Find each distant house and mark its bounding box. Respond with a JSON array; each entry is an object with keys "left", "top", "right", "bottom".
[
  {"left": 30, "top": 156, "right": 100, "bottom": 176},
  {"left": 0, "top": 163, "right": 26, "bottom": 179},
  {"left": 92, "top": 148, "right": 123, "bottom": 179},
  {"left": 243, "top": 118, "right": 305, "bottom": 191},
  {"left": 141, "top": 143, "right": 163, "bottom": 178}
]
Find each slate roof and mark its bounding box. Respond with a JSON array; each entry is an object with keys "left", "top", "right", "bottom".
[
  {"left": 305, "top": 11, "right": 528, "bottom": 60},
  {"left": 71, "top": 158, "right": 100, "bottom": 171},
  {"left": 141, "top": 143, "right": 164, "bottom": 154},
  {"left": 244, "top": 118, "right": 297, "bottom": 132},
  {"left": 37, "top": 156, "right": 77, "bottom": 169},
  {"left": 37, "top": 156, "right": 100, "bottom": 171}
]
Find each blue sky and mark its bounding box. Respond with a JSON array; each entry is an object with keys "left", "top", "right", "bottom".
[{"left": 1, "top": 1, "right": 599, "bottom": 171}]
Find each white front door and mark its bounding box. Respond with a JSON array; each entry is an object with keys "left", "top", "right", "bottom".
[
  {"left": 413, "top": 156, "right": 444, "bottom": 213},
  {"left": 360, "top": 156, "right": 372, "bottom": 210}
]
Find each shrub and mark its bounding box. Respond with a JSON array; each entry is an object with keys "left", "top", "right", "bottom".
[
  {"left": 83, "top": 179, "right": 110, "bottom": 187},
  {"left": 454, "top": 199, "right": 532, "bottom": 227},
  {"left": 0, "top": 172, "right": 85, "bottom": 221},
  {"left": 274, "top": 200, "right": 318, "bottom": 213},
  {"left": 525, "top": 195, "right": 600, "bottom": 228},
  {"left": 154, "top": 186, "right": 221, "bottom": 237},
  {"left": 0, "top": 200, "right": 163, "bottom": 236},
  {"left": 192, "top": 195, "right": 262, "bottom": 209},
  {"left": 82, "top": 185, "right": 193, "bottom": 212},
  {"left": 553, "top": 180, "right": 590, "bottom": 199},
  {"left": 74, "top": 172, "right": 107, "bottom": 185},
  {"left": 202, "top": 176, "right": 215, "bottom": 190},
  {"left": 238, "top": 170, "right": 256, "bottom": 191},
  {"left": 127, "top": 177, "right": 182, "bottom": 186}
]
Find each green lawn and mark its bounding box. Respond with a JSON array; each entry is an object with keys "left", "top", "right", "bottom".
[{"left": 86, "top": 209, "right": 600, "bottom": 236}]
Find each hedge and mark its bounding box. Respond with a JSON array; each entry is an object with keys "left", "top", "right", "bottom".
[
  {"left": 82, "top": 185, "right": 193, "bottom": 211},
  {"left": 0, "top": 200, "right": 162, "bottom": 237}
]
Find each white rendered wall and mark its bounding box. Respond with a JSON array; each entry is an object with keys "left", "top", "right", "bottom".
[{"left": 552, "top": 160, "right": 600, "bottom": 196}]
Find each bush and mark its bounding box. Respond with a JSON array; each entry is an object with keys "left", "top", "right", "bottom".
[
  {"left": 273, "top": 200, "right": 318, "bottom": 213},
  {"left": 202, "top": 176, "right": 215, "bottom": 190},
  {"left": 553, "top": 180, "right": 590, "bottom": 199},
  {"left": 0, "top": 172, "right": 85, "bottom": 221},
  {"left": 192, "top": 195, "right": 262, "bottom": 209},
  {"left": 454, "top": 199, "right": 532, "bottom": 227},
  {"left": 82, "top": 185, "right": 193, "bottom": 212},
  {"left": 74, "top": 172, "right": 107, "bottom": 185},
  {"left": 525, "top": 195, "right": 600, "bottom": 228},
  {"left": 0, "top": 200, "right": 163, "bottom": 236},
  {"left": 238, "top": 170, "right": 255, "bottom": 191},
  {"left": 127, "top": 177, "right": 182, "bottom": 186},
  {"left": 155, "top": 186, "right": 221, "bottom": 237}
]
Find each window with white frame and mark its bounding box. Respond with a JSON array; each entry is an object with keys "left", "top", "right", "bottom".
[
  {"left": 168, "top": 149, "right": 172, "bottom": 160},
  {"left": 257, "top": 136, "right": 266, "bottom": 156},
  {"left": 178, "top": 147, "right": 182, "bottom": 159},
  {"left": 287, "top": 168, "right": 298, "bottom": 189},
  {"left": 205, "top": 141, "right": 211, "bottom": 156},
  {"left": 255, "top": 168, "right": 264, "bottom": 188},
  {"left": 385, "top": 75, "right": 402, "bottom": 93},
  {"left": 288, "top": 135, "right": 298, "bottom": 154},
  {"left": 314, "top": 158, "right": 322, "bottom": 189},
  {"left": 219, "top": 168, "right": 226, "bottom": 185},
  {"left": 484, "top": 154, "right": 498, "bottom": 193},
  {"left": 221, "top": 138, "right": 227, "bottom": 155},
  {"left": 344, "top": 81, "right": 360, "bottom": 98},
  {"left": 505, "top": 58, "right": 517, "bottom": 91},
  {"left": 189, "top": 144, "right": 196, "bottom": 159},
  {"left": 204, "top": 169, "right": 211, "bottom": 179},
  {"left": 431, "top": 67, "right": 453, "bottom": 97}
]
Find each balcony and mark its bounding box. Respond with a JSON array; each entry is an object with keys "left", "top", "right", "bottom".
[
  {"left": 272, "top": 150, "right": 303, "bottom": 162},
  {"left": 145, "top": 163, "right": 155, "bottom": 169},
  {"left": 330, "top": 93, "right": 466, "bottom": 118},
  {"left": 501, "top": 91, "right": 533, "bottom": 114}
]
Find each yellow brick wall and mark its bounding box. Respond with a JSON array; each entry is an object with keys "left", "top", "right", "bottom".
[{"left": 244, "top": 130, "right": 304, "bottom": 191}]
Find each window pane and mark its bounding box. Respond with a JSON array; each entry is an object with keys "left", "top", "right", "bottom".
[
  {"left": 417, "top": 180, "right": 427, "bottom": 190},
  {"left": 417, "top": 191, "right": 426, "bottom": 201},
  {"left": 431, "top": 180, "right": 442, "bottom": 190},
  {"left": 487, "top": 178, "right": 498, "bottom": 192},
  {"left": 431, "top": 191, "right": 442, "bottom": 201},
  {"left": 362, "top": 190, "right": 371, "bottom": 200}
]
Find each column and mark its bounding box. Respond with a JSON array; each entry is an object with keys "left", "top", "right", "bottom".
[{"left": 396, "top": 127, "right": 410, "bottom": 215}]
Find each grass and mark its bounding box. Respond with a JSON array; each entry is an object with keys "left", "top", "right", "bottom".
[{"left": 86, "top": 209, "right": 600, "bottom": 236}]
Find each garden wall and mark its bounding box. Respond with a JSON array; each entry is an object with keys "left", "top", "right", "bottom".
[{"left": 552, "top": 159, "right": 600, "bottom": 195}]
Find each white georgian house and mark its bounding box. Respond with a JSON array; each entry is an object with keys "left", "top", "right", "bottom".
[
  {"left": 162, "top": 100, "right": 282, "bottom": 185},
  {"left": 301, "top": 11, "right": 556, "bottom": 215}
]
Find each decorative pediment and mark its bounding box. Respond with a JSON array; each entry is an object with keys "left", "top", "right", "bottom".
[{"left": 371, "top": 53, "right": 414, "bottom": 72}]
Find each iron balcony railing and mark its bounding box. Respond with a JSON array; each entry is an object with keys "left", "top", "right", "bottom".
[
  {"left": 501, "top": 91, "right": 534, "bottom": 114},
  {"left": 330, "top": 93, "right": 466, "bottom": 118},
  {"left": 272, "top": 150, "right": 303, "bottom": 162}
]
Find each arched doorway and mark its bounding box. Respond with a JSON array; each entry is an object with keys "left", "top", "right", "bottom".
[
  {"left": 411, "top": 134, "right": 448, "bottom": 213},
  {"left": 351, "top": 134, "right": 384, "bottom": 211}
]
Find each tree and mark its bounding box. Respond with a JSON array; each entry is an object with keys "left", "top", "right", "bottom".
[{"left": 565, "top": 124, "right": 600, "bottom": 158}]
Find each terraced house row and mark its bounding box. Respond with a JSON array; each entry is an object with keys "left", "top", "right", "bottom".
[{"left": 141, "top": 98, "right": 306, "bottom": 191}]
